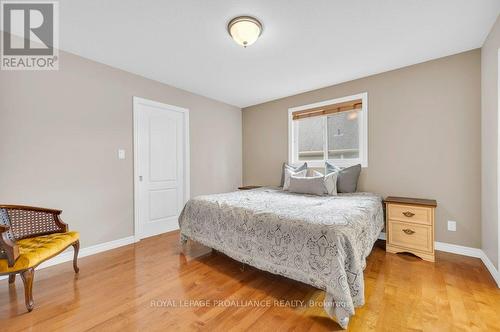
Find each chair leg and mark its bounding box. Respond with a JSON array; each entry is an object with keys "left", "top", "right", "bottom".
[
  {"left": 72, "top": 240, "right": 80, "bottom": 273},
  {"left": 8, "top": 274, "right": 15, "bottom": 284},
  {"left": 20, "top": 268, "right": 35, "bottom": 312}
]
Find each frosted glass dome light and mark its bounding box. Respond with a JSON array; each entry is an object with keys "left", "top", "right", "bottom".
[{"left": 228, "top": 16, "right": 263, "bottom": 48}]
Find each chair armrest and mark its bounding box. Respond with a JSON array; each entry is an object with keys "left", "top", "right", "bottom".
[
  {"left": 0, "top": 205, "right": 69, "bottom": 240},
  {"left": 0, "top": 224, "right": 19, "bottom": 267},
  {"left": 0, "top": 224, "right": 10, "bottom": 233}
]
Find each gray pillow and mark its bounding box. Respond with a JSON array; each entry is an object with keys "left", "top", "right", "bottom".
[
  {"left": 288, "top": 175, "right": 327, "bottom": 196},
  {"left": 0, "top": 208, "right": 14, "bottom": 241},
  {"left": 0, "top": 208, "right": 10, "bottom": 227},
  {"left": 325, "top": 162, "right": 361, "bottom": 193},
  {"left": 280, "top": 162, "right": 307, "bottom": 187}
]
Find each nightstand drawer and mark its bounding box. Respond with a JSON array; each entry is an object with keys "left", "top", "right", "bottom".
[
  {"left": 388, "top": 204, "right": 432, "bottom": 225},
  {"left": 388, "top": 220, "right": 433, "bottom": 252}
]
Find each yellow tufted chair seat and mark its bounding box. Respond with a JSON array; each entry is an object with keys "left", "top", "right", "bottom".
[
  {"left": 0, "top": 231, "right": 79, "bottom": 273},
  {"left": 0, "top": 205, "right": 80, "bottom": 312}
]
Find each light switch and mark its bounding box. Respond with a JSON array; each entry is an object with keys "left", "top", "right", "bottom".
[
  {"left": 447, "top": 220, "right": 456, "bottom": 232},
  {"left": 118, "top": 149, "right": 126, "bottom": 160}
]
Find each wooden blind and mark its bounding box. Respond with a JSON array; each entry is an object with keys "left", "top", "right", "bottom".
[{"left": 292, "top": 99, "right": 362, "bottom": 120}]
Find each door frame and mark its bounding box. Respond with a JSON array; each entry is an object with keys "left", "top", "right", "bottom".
[
  {"left": 133, "top": 96, "right": 190, "bottom": 242},
  {"left": 497, "top": 49, "right": 500, "bottom": 275}
]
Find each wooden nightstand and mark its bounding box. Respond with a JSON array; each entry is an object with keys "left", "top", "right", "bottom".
[
  {"left": 238, "top": 186, "right": 262, "bottom": 190},
  {"left": 384, "top": 196, "right": 437, "bottom": 262}
]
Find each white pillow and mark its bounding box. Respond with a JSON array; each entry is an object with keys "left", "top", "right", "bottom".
[
  {"left": 311, "top": 170, "right": 323, "bottom": 177},
  {"left": 324, "top": 171, "right": 338, "bottom": 195},
  {"left": 312, "top": 170, "right": 338, "bottom": 195},
  {"left": 283, "top": 169, "right": 307, "bottom": 190}
]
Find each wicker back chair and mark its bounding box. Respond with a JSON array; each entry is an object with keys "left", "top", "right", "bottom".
[{"left": 0, "top": 205, "right": 80, "bottom": 312}]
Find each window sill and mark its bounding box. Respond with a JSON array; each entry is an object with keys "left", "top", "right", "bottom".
[{"left": 292, "top": 159, "right": 367, "bottom": 168}]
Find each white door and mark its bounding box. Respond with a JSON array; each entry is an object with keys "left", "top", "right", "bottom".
[{"left": 134, "top": 97, "right": 189, "bottom": 240}]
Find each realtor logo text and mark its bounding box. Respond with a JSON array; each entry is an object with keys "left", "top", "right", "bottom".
[{"left": 1, "top": 1, "right": 59, "bottom": 70}]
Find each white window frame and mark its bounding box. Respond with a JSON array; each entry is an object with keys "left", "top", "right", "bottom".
[{"left": 288, "top": 92, "right": 368, "bottom": 168}]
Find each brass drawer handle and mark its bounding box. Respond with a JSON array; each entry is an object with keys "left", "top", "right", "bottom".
[
  {"left": 402, "top": 228, "right": 415, "bottom": 235},
  {"left": 402, "top": 211, "right": 415, "bottom": 217}
]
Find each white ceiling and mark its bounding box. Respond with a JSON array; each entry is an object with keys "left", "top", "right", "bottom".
[{"left": 60, "top": 1, "right": 500, "bottom": 108}]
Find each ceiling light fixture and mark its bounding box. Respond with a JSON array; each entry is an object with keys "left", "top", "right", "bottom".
[{"left": 227, "top": 16, "right": 263, "bottom": 48}]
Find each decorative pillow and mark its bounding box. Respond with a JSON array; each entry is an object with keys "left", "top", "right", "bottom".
[
  {"left": 0, "top": 208, "right": 10, "bottom": 227},
  {"left": 283, "top": 169, "right": 307, "bottom": 191},
  {"left": 0, "top": 208, "right": 14, "bottom": 242},
  {"left": 280, "top": 162, "right": 307, "bottom": 187},
  {"left": 311, "top": 170, "right": 338, "bottom": 195},
  {"left": 288, "top": 175, "right": 327, "bottom": 196},
  {"left": 325, "top": 162, "right": 361, "bottom": 193},
  {"left": 323, "top": 171, "right": 338, "bottom": 195}
]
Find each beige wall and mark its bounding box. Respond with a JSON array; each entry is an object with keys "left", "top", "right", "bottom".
[
  {"left": 0, "top": 50, "right": 242, "bottom": 247},
  {"left": 482, "top": 16, "right": 500, "bottom": 269},
  {"left": 243, "top": 50, "right": 481, "bottom": 248}
]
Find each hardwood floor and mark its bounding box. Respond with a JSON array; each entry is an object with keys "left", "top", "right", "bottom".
[{"left": 1, "top": 231, "right": 500, "bottom": 331}]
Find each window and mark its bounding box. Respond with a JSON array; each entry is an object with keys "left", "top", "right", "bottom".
[{"left": 288, "top": 93, "right": 368, "bottom": 168}]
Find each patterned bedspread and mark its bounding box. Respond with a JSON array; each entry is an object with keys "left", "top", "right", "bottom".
[{"left": 178, "top": 187, "right": 384, "bottom": 328}]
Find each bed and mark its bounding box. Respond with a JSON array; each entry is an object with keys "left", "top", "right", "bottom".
[{"left": 178, "top": 187, "right": 384, "bottom": 328}]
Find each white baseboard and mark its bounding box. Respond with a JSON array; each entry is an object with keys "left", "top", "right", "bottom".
[
  {"left": 0, "top": 236, "right": 135, "bottom": 280},
  {"left": 43, "top": 235, "right": 136, "bottom": 269},
  {"left": 378, "top": 232, "right": 500, "bottom": 287},
  {"left": 434, "top": 241, "right": 483, "bottom": 258},
  {"left": 479, "top": 250, "right": 500, "bottom": 287},
  {"left": 4, "top": 232, "right": 498, "bottom": 288}
]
